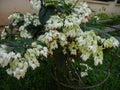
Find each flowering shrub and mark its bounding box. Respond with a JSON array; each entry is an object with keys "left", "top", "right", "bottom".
[{"left": 0, "top": 0, "right": 119, "bottom": 81}]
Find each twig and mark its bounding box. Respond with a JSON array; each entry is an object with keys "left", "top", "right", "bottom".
[
  {"left": 52, "top": 49, "right": 119, "bottom": 89},
  {"left": 52, "top": 69, "right": 110, "bottom": 89}
]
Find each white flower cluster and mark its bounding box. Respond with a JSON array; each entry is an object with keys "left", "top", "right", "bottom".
[
  {"left": 38, "top": 30, "right": 67, "bottom": 55},
  {"left": 39, "top": 24, "right": 119, "bottom": 67},
  {"left": 102, "top": 37, "right": 119, "bottom": 48},
  {"left": 0, "top": 43, "right": 48, "bottom": 79},
  {"left": 1, "top": 13, "right": 41, "bottom": 39},
  {"left": 80, "top": 63, "right": 93, "bottom": 77},
  {"left": 0, "top": 29, "right": 7, "bottom": 40},
  {"left": 0, "top": 45, "right": 15, "bottom": 67},
  {"left": 8, "top": 12, "right": 23, "bottom": 26},
  {"left": 64, "top": 0, "right": 75, "bottom": 5},
  {"left": 72, "top": 2, "right": 92, "bottom": 24},
  {"left": 50, "top": 0, "right": 75, "bottom": 5},
  {"left": 45, "top": 15, "right": 63, "bottom": 30},
  {"left": 7, "top": 57, "right": 28, "bottom": 80},
  {"left": 23, "top": 13, "right": 41, "bottom": 26},
  {"left": 45, "top": 2, "right": 91, "bottom": 30},
  {"left": 30, "top": 0, "right": 41, "bottom": 10}
]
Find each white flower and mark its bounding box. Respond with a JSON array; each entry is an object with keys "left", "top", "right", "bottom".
[
  {"left": 59, "top": 34, "right": 66, "bottom": 41},
  {"left": 40, "top": 47, "right": 48, "bottom": 58},
  {"left": 1, "top": 44, "right": 7, "bottom": 49},
  {"left": 50, "top": 40, "right": 58, "bottom": 50},
  {"left": 94, "top": 16, "right": 100, "bottom": 21},
  {"left": 109, "top": 37, "right": 119, "bottom": 48},
  {"left": 8, "top": 13, "right": 22, "bottom": 21},
  {"left": 80, "top": 63, "right": 93, "bottom": 71},
  {"left": 33, "top": 18, "right": 41, "bottom": 26},
  {"left": 6, "top": 58, "right": 28, "bottom": 79},
  {"left": 49, "top": 40, "right": 58, "bottom": 50},
  {"left": 28, "top": 57, "right": 40, "bottom": 70},
  {"left": 1, "top": 29, "right": 7, "bottom": 40},
  {"left": 81, "top": 71, "right": 88, "bottom": 77},
  {"left": 64, "top": 0, "right": 75, "bottom": 4},
  {"left": 20, "top": 29, "right": 32, "bottom": 38},
  {"left": 76, "top": 37, "right": 83, "bottom": 44},
  {"left": 82, "top": 18, "right": 88, "bottom": 23},
  {"left": 103, "top": 39, "right": 113, "bottom": 48},
  {"left": 66, "top": 30, "right": 76, "bottom": 37},
  {"left": 80, "top": 63, "right": 92, "bottom": 77},
  {"left": 70, "top": 49, "right": 77, "bottom": 55},
  {"left": 24, "top": 13, "right": 33, "bottom": 25},
  {"left": 19, "top": 26, "right": 25, "bottom": 31},
  {"left": 30, "top": 0, "right": 41, "bottom": 10},
  {"left": 6, "top": 69, "right": 13, "bottom": 76},
  {"left": 71, "top": 59, "right": 75, "bottom": 63},
  {"left": 81, "top": 52, "right": 91, "bottom": 61},
  {"left": 37, "top": 45, "right": 43, "bottom": 50},
  {"left": 64, "top": 20, "right": 74, "bottom": 27},
  {"left": 45, "top": 15, "right": 63, "bottom": 30},
  {"left": 18, "top": 62, "right": 24, "bottom": 69},
  {"left": 0, "top": 50, "right": 15, "bottom": 67},
  {"left": 38, "top": 31, "right": 53, "bottom": 43},
  {"left": 88, "top": 45, "right": 98, "bottom": 53},
  {"left": 8, "top": 13, "right": 23, "bottom": 26},
  {"left": 82, "top": 2, "right": 88, "bottom": 8},
  {"left": 93, "top": 48, "right": 103, "bottom": 66},
  {"left": 62, "top": 48, "right": 67, "bottom": 54},
  {"left": 32, "top": 42, "right": 38, "bottom": 47},
  {"left": 13, "top": 68, "right": 26, "bottom": 79}
]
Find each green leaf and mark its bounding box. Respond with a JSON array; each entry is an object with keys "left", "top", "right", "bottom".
[
  {"left": 39, "top": 5, "right": 56, "bottom": 24},
  {"left": 116, "top": 37, "right": 120, "bottom": 44},
  {"left": 26, "top": 25, "right": 45, "bottom": 38},
  {"left": 21, "top": 38, "right": 34, "bottom": 45},
  {"left": 6, "top": 40, "right": 23, "bottom": 47},
  {"left": 14, "top": 47, "right": 25, "bottom": 55}
]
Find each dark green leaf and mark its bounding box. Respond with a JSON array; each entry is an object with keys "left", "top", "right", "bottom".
[
  {"left": 39, "top": 5, "right": 56, "bottom": 24},
  {"left": 6, "top": 40, "right": 23, "bottom": 47},
  {"left": 14, "top": 47, "right": 25, "bottom": 55}
]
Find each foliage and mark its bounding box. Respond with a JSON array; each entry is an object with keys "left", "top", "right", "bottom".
[
  {"left": 96, "top": 13, "right": 110, "bottom": 20},
  {"left": 105, "top": 15, "right": 120, "bottom": 25}
]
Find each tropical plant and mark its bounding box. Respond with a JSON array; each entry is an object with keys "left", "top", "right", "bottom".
[{"left": 0, "top": 0, "right": 119, "bottom": 89}]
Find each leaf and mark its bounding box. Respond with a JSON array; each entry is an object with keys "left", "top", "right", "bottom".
[
  {"left": 116, "top": 37, "right": 120, "bottom": 44},
  {"left": 21, "top": 38, "right": 35, "bottom": 45},
  {"left": 6, "top": 40, "right": 23, "bottom": 47},
  {"left": 57, "top": 5, "right": 66, "bottom": 13},
  {"left": 14, "top": 47, "right": 25, "bottom": 55},
  {"left": 39, "top": 5, "right": 56, "bottom": 24},
  {"left": 26, "top": 25, "right": 45, "bottom": 38}
]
